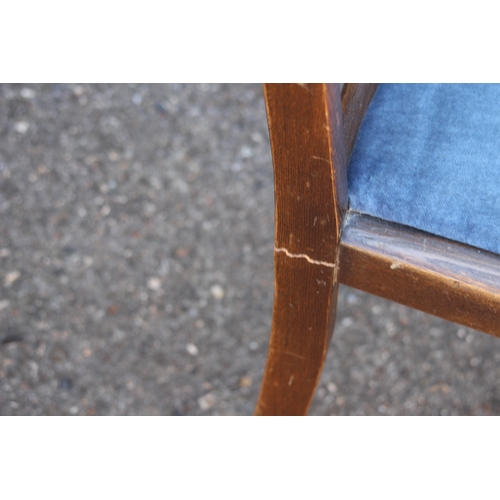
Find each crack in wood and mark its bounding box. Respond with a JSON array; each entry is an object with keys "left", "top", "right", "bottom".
[{"left": 275, "top": 247, "right": 336, "bottom": 268}]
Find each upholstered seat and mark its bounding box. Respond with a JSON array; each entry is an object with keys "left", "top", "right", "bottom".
[{"left": 348, "top": 84, "right": 500, "bottom": 255}]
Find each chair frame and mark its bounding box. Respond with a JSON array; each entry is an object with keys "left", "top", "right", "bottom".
[{"left": 255, "top": 83, "right": 500, "bottom": 416}]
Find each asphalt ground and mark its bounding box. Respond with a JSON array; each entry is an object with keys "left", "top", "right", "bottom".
[{"left": 1, "top": 83, "right": 499, "bottom": 415}]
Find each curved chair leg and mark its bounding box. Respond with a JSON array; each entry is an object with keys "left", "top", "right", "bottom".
[
  {"left": 255, "top": 84, "right": 347, "bottom": 415},
  {"left": 255, "top": 256, "right": 340, "bottom": 415}
]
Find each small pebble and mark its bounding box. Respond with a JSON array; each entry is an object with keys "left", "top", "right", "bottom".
[
  {"left": 239, "top": 376, "right": 253, "bottom": 388},
  {"left": 327, "top": 382, "right": 338, "bottom": 393},
  {"left": 341, "top": 317, "right": 353, "bottom": 327},
  {"left": 14, "top": 121, "right": 30, "bottom": 134},
  {"left": 107, "top": 304, "right": 119, "bottom": 315},
  {"left": 100, "top": 205, "right": 111, "bottom": 216},
  {"left": 147, "top": 277, "right": 161, "bottom": 291},
  {"left": 198, "top": 392, "right": 217, "bottom": 411},
  {"left": 240, "top": 145, "right": 253, "bottom": 158},
  {"left": 4, "top": 270, "right": 20, "bottom": 287},
  {"left": 210, "top": 284, "right": 225, "bottom": 299},
  {"left": 175, "top": 247, "right": 189, "bottom": 258},
  {"left": 186, "top": 343, "right": 199, "bottom": 356},
  {"left": 113, "top": 329, "right": 126, "bottom": 342},
  {"left": 430, "top": 327, "right": 443, "bottom": 337},
  {"left": 347, "top": 293, "right": 360, "bottom": 305},
  {"left": 83, "top": 256, "right": 94, "bottom": 267},
  {"left": 251, "top": 132, "right": 263, "bottom": 143},
  {"left": 107, "top": 150, "right": 120, "bottom": 161},
  {"left": 470, "top": 357, "right": 481, "bottom": 367},
  {"left": 20, "top": 88, "right": 36, "bottom": 99}
]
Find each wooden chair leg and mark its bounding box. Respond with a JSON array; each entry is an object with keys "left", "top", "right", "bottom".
[
  {"left": 255, "top": 257, "right": 340, "bottom": 415},
  {"left": 255, "top": 84, "right": 347, "bottom": 416}
]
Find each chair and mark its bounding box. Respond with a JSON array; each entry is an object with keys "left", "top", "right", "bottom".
[{"left": 254, "top": 83, "right": 500, "bottom": 416}]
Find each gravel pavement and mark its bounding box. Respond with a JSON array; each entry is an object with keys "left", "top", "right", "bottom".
[{"left": 1, "top": 83, "right": 499, "bottom": 415}]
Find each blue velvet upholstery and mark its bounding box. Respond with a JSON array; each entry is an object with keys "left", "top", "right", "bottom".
[{"left": 348, "top": 84, "right": 500, "bottom": 255}]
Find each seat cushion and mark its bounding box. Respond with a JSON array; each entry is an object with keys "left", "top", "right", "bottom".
[{"left": 348, "top": 84, "right": 500, "bottom": 255}]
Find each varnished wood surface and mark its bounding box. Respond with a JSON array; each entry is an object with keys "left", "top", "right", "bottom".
[
  {"left": 255, "top": 83, "right": 347, "bottom": 415},
  {"left": 339, "top": 212, "right": 500, "bottom": 337},
  {"left": 341, "top": 83, "right": 378, "bottom": 163}
]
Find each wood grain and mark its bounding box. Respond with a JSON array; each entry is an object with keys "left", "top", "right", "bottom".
[
  {"left": 339, "top": 212, "right": 500, "bottom": 337},
  {"left": 341, "top": 83, "right": 378, "bottom": 162},
  {"left": 255, "top": 83, "right": 347, "bottom": 415}
]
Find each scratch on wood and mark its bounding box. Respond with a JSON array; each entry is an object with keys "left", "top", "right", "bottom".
[
  {"left": 296, "top": 83, "right": 312, "bottom": 94},
  {"left": 282, "top": 351, "right": 306, "bottom": 361},
  {"left": 311, "top": 155, "right": 331, "bottom": 164},
  {"left": 275, "top": 247, "right": 336, "bottom": 268},
  {"left": 288, "top": 375, "right": 294, "bottom": 386},
  {"left": 390, "top": 262, "right": 402, "bottom": 270}
]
